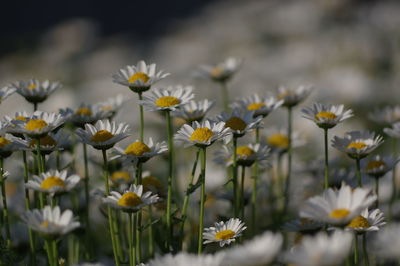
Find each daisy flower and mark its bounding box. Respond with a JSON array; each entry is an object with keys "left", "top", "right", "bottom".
[
  {"left": 11, "top": 79, "right": 61, "bottom": 104},
  {"left": 172, "top": 99, "right": 214, "bottom": 123},
  {"left": 282, "top": 218, "right": 324, "bottom": 233},
  {"left": 277, "top": 85, "right": 313, "bottom": 108},
  {"left": 214, "top": 143, "right": 270, "bottom": 167},
  {"left": 218, "top": 231, "right": 282, "bottom": 266},
  {"left": 110, "top": 171, "right": 134, "bottom": 186},
  {"left": 198, "top": 57, "right": 242, "bottom": 82},
  {"left": 8, "top": 111, "right": 66, "bottom": 138},
  {"left": 300, "top": 183, "right": 377, "bottom": 226},
  {"left": 369, "top": 106, "right": 400, "bottom": 125},
  {"left": 283, "top": 230, "right": 352, "bottom": 266},
  {"left": 0, "top": 86, "right": 16, "bottom": 104},
  {"left": 26, "top": 170, "right": 80, "bottom": 196},
  {"left": 332, "top": 131, "right": 384, "bottom": 159},
  {"left": 362, "top": 154, "right": 399, "bottom": 178},
  {"left": 301, "top": 103, "right": 353, "bottom": 129},
  {"left": 20, "top": 205, "right": 80, "bottom": 237},
  {"left": 60, "top": 103, "right": 111, "bottom": 128},
  {"left": 232, "top": 94, "right": 283, "bottom": 117},
  {"left": 372, "top": 223, "right": 400, "bottom": 260},
  {"left": 112, "top": 60, "right": 170, "bottom": 93},
  {"left": 103, "top": 184, "right": 159, "bottom": 213},
  {"left": 174, "top": 119, "right": 232, "bottom": 148},
  {"left": 345, "top": 208, "right": 385, "bottom": 233},
  {"left": 264, "top": 128, "right": 305, "bottom": 154},
  {"left": 139, "top": 85, "right": 194, "bottom": 112},
  {"left": 3, "top": 111, "right": 31, "bottom": 136},
  {"left": 95, "top": 94, "right": 129, "bottom": 119},
  {"left": 0, "top": 133, "right": 29, "bottom": 158},
  {"left": 384, "top": 121, "right": 400, "bottom": 138},
  {"left": 203, "top": 218, "right": 246, "bottom": 247},
  {"left": 75, "top": 120, "right": 130, "bottom": 150},
  {"left": 26, "top": 129, "right": 70, "bottom": 155},
  {"left": 114, "top": 137, "right": 167, "bottom": 164},
  {"left": 147, "top": 252, "right": 223, "bottom": 266},
  {"left": 215, "top": 109, "right": 262, "bottom": 138},
  {"left": 142, "top": 173, "right": 166, "bottom": 199}
]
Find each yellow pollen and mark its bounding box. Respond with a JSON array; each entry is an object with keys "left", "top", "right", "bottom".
[
  {"left": 101, "top": 105, "right": 113, "bottom": 111},
  {"left": 347, "top": 142, "right": 367, "bottom": 150},
  {"left": 40, "top": 176, "right": 65, "bottom": 190},
  {"left": 267, "top": 134, "right": 289, "bottom": 149},
  {"left": 128, "top": 72, "right": 150, "bottom": 84},
  {"left": 366, "top": 160, "right": 387, "bottom": 171},
  {"left": 210, "top": 67, "right": 223, "bottom": 78},
  {"left": 347, "top": 215, "right": 370, "bottom": 228},
  {"left": 143, "top": 176, "right": 164, "bottom": 193},
  {"left": 247, "top": 102, "right": 265, "bottom": 111},
  {"left": 30, "top": 135, "right": 57, "bottom": 147},
  {"left": 155, "top": 96, "right": 181, "bottom": 108},
  {"left": 215, "top": 229, "right": 235, "bottom": 240},
  {"left": 90, "top": 130, "right": 114, "bottom": 142},
  {"left": 236, "top": 146, "right": 255, "bottom": 157},
  {"left": 315, "top": 111, "right": 337, "bottom": 120},
  {"left": 0, "top": 137, "right": 11, "bottom": 148},
  {"left": 41, "top": 221, "right": 49, "bottom": 227},
  {"left": 117, "top": 192, "right": 143, "bottom": 207},
  {"left": 189, "top": 127, "right": 214, "bottom": 142},
  {"left": 224, "top": 117, "right": 247, "bottom": 131},
  {"left": 75, "top": 107, "right": 92, "bottom": 116},
  {"left": 329, "top": 208, "right": 350, "bottom": 219},
  {"left": 111, "top": 171, "right": 131, "bottom": 182},
  {"left": 27, "top": 84, "right": 37, "bottom": 90},
  {"left": 14, "top": 116, "right": 27, "bottom": 121},
  {"left": 125, "top": 142, "right": 151, "bottom": 156},
  {"left": 24, "top": 119, "right": 48, "bottom": 131}
]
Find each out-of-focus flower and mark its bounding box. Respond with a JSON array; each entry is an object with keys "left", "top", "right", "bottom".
[
  {"left": 146, "top": 252, "right": 223, "bottom": 266},
  {"left": 95, "top": 94, "right": 129, "bottom": 119},
  {"left": 0, "top": 132, "right": 29, "bottom": 158},
  {"left": 203, "top": 218, "right": 246, "bottom": 247},
  {"left": 282, "top": 218, "right": 323, "bottom": 233},
  {"left": 214, "top": 143, "right": 270, "bottom": 167},
  {"left": 232, "top": 94, "right": 283, "bottom": 118},
  {"left": 345, "top": 208, "right": 385, "bottom": 233},
  {"left": 26, "top": 169, "right": 80, "bottom": 196},
  {"left": 373, "top": 223, "right": 400, "bottom": 260},
  {"left": 172, "top": 99, "right": 214, "bottom": 123},
  {"left": 264, "top": 128, "right": 305, "bottom": 154},
  {"left": 139, "top": 86, "right": 194, "bottom": 112},
  {"left": 277, "top": 85, "right": 312, "bottom": 108},
  {"left": 114, "top": 138, "right": 167, "bottom": 164},
  {"left": 0, "top": 86, "right": 16, "bottom": 104},
  {"left": 332, "top": 131, "right": 384, "bottom": 159},
  {"left": 369, "top": 106, "right": 400, "bottom": 125},
  {"left": 362, "top": 154, "right": 399, "bottom": 178},
  {"left": 110, "top": 171, "right": 134, "bottom": 186},
  {"left": 302, "top": 103, "right": 353, "bottom": 129},
  {"left": 198, "top": 57, "right": 242, "bottom": 83},
  {"left": 26, "top": 129, "right": 70, "bottom": 155},
  {"left": 60, "top": 104, "right": 111, "bottom": 128},
  {"left": 11, "top": 79, "right": 61, "bottom": 104},
  {"left": 384, "top": 122, "right": 400, "bottom": 138},
  {"left": 216, "top": 109, "right": 262, "bottom": 138}
]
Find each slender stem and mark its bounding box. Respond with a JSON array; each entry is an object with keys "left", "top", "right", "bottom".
[
  {"left": 36, "top": 138, "right": 43, "bottom": 173},
  {"left": 102, "top": 150, "right": 110, "bottom": 195},
  {"left": 375, "top": 178, "right": 380, "bottom": 208},
  {"left": 232, "top": 137, "right": 239, "bottom": 217},
  {"left": 23, "top": 151, "right": 36, "bottom": 263},
  {"left": 56, "top": 150, "right": 61, "bottom": 170},
  {"left": 362, "top": 234, "right": 369, "bottom": 266},
  {"left": 165, "top": 111, "right": 174, "bottom": 251},
  {"left": 198, "top": 147, "right": 207, "bottom": 254},
  {"left": 323, "top": 128, "right": 329, "bottom": 189},
  {"left": 138, "top": 92, "right": 144, "bottom": 142},
  {"left": 220, "top": 81, "right": 230, "bottom": 112},
  {"left": 33, "top": 102, "right": 38, "bottom": 112},
  {"left": 389, "top": 138, "right": 398, "bottom": 221},
  {"left": 135, "top": 162, "right": 143, "bottom": 261},
  {"left": 240, "top": 166, "right": 246, "bottom": 221},
  {"left": 356, "top": 158, "right": 362, "bottom": 187},
  {"left": 354, "top": 234, "right": 359, "bottom": 265},
  {"left": 45, "top": 239, "right": 54, "bottom": 266},
  {"left": 0, "top": 158, "right": 11, "bottom": 248},
  {"left": 251, "top": 128, "right": 259, "bottom": 236},
  {"left": 128, "top": 213, "right": 135, "bottom": 266},
  {"left": 283, "top": 107, "right": 293, "bottom": 216},
  {"left": 148, "top": 206, "right": 154, "bottom": 258},
  {"left": 52, "top": 239, "right": 58, "bottom": 266},
  {"left": 82, "top": 143, "right": 92, "bottom": 260}
]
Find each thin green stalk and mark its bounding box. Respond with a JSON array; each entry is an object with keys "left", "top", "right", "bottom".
[
  {"left": 251, "top": 128, "right": 259, "bottom": 236},
  {"left": 0, "top": 158, "right": 11, "bottom": 248},
  {"left": 128, "top": 213, "right": 136, "bottom": 266},
  {"left": 45, "top": 239, "right": 54, "bottom": 266},
  {"left": 148, "top": 206, "right": 154, "bottom": 258},
  {"left": 283, "top": 107, "right": 293, "bottom": 216},
  {"left": 389, "top": 138, "right": 398, "bottom": 221},
  {"left": 356, "top": 158, "right": 362, "bottom": 187},
  {"left": 138, "top": 92, "right": 144, "bottom": 142},
  {"left": 135, "top": 163, "right": 142, "bottom": 262},
  {"left": 324, "top": 128, "right": 329, "bottom": 189},
  {"left": 82, "top": 143, "right": 92, "bottom": 260},
  {"left": 165, "top": 111, "right": 174, "bottom": 251},
  {"left": 52, "top": 239, "right": 58, "bottom": 266},
  {"left": 220, "top": 81, "right": 229, "bottom": 112},
  {"left": 36, "top": 138, "right": 43, "bottom": 173},
  {"left": 198, "top": 147, "right": 206, "bottom": 254},
  {"left": 362, "top": 234, "right": 369, "bottom": 266},
  {"left": 375, "top": 178, "right": 379, "bottom": 208},
  {"left": 33, "top": 102, "right": 38, "bottom": 112},
  {"left": 354, "top": 234, "right": 359, "bottom": 265},
  {"left": 23, "top": 151, "right": 36, "bottom": 263},
  {"left": 232, "top": 137, "right": 239, "bottom": 217},
  {"left": 240, "top": 166, "right": 246, "bottom": 221},
  {"left": 56, "top": 150, "right": 61, "bottom": 170}
]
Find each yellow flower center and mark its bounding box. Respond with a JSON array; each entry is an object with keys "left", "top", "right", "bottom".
[
  {"left": 267, "top": 134, "right": 289, "bottom": 149},
  {"left": 347, "top": 142, "right": 367, "bottom": 150},
  {"left": 210, "top": 67, "right": 223, "bottom": 78},
  {"left": 236, "top": 146, "right": 255, "bottom": 157},
  {"left": 101, "top": 105, "right": 113, "bottom": 111},
  {"left": 117, "top": 192, "right": 143, "bottom": 207},
  {"left": 278, "top": 91, "right": 294, "bottom": 99},
  {"left": 41, "top": 221, "right": 49, "bottom": 227},
  {"left": 27, "top": 84, "right": 37, "bottom": 90},
  {"left": 189, "top": 127, "right": 214, "bottom": 142},
  {"left": 125, "top": 142, "right": 151, "bottom": 156},
  {"left": 215, "top": 229, "right": 235, "bottom": 240},
  {"left": 0, "top": 137, "right": 11, "bottom": 148},
  {"left": 347, "top": 215, "right": 370, "bottom": 228},
  {"left": 315, "top": 111, "right": 337, "bottom": 120},
  {"left": 75, "top": 107, "right": 92, "bottom": 116},
  {"left": 247, "top": 102, "right": 265, "bottom": 111},
  {"left": 224, "top": 117, "right": 247, "bottom": 131},
  {"left": 366, "top": 160, "right": 387, "bottom": 171},
  {"left": 111, "top": 171, "right": 131, "bottom": 183},
  {"left": 90, "top": 130, "right": 114, "bottom": 142},
  {"left": 24, "top": 119, "right": 48, "bottom": 131},
  {"left": 30, "top": 135, "right": 57, "bottom": 147},
  {"left": 329, "top": 208, "right": 350, "bottom": 219},
  {"left": 143, "top": 176, "right": 164, "bottom": 193},
  {"left": 40, "top": 176, "right": 65, "bottom": 190},
  {"left": 128, "top": 72, "right": 150, "bottom": 84},
  {"left": 14, "top": 116, "right": 27, "bottom": 121},
  {"left": 155, "top": 96, "right": 181, "bottom": 108}
]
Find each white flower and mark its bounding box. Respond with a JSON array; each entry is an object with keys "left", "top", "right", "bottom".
[
  {"left": 110, "top": 171, "right": 134, "bottom": 186},
  {"left": 112, "top": 60, "right": 170, "bottom": 93},
  {"left": 263, "top": 128, "right": 305, "bottom": 154},
  {"left": 369, "top": 106, "right": 400, "bottom": 124},
  {"left": 172, "top": 99, "right": 214, "bottom": 123},
  {"left": 103, "top": 184, "right": 159, "bottom": 213},
  {"left": 95, "top": 94, "right": 129, "bottom": 118},
  {"left": 300, "top": 183, "right": 377, "bottom": 226},
  {"left": 203, "top": 218, "right": 246, "bottom": 247},
  {"left": 214, "top": 143, "right": 270, "bottom": 167},
  {"left": 11, "top": 79, "right": 61, "bottom": 104},
  {"left": 282, "top": 218, "right": 324, "bottom": 233},
  {"left": 9, "top": 111, "right": 66, "bottom": 138},
  {"left": 362, "top": 154, "right": 399, "bottom": 178},
  {"left": 147, "top": 252, "right": 223, "bottom": 266},
  {"left": 0, "top": 132, "right": 29, "bottom": 158},
  {"left": 384, "top": 122, "right": 400, "bottom": 138},
  {"left": 60, "top": 103, "right": 111, "bottom": 128},
  {"left": 277, "top": 85, "right": 312, "bottom": 108},
  {"left": 26, "top": 170, "right": 80, "bottom": 196},
  {"left": 21, "top": 205, "right": 80, "bottom": 237},
  {"left": 218, "top": 231, "right": 282, "bottom": 266},
  {"left": 0, "top": 86, "right": 16, "bottom": 104},
  {"left": 215, "top": 109, "right": 262, "bottom": 138},
  {"left": 302, "top": 103, "right": 353, "bottom": 129},
  {"left": 283, "top": 230, "right": 352, "bottom": 266},
  {"left": 372, "top": 223, "right": 400, "bottom": 260},
  {"left": 76, "top": 120, "right": 130, "bottom": 150},
  {"left": 345, "top": 208, "right": 385, "bottom": 233},
  {"left": 198, "top": 57, "right": 242, "bottom": 82},
  {"left": 3, "top": 111, "right": 31, "bottom": 136},
  {"left": 174, "top": 119, "right": 232, "bottom": 148},
  {"left": 332, "top": 131, "right": 384, "bottom": 159},
  {"left": 113, "top": 137, "right": 167, "bottom": 164},
  {"left": 232, "top": 94, "right": 283, "bottom": 117},
  {"left": 139, "top": 86, "right": 194, "bottom": 112},
  {"left": 26, "top": 129, "right": 71, "bottom": 155}
]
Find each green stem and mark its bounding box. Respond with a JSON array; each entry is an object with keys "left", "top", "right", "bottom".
[
  {"left": 102, "top": 150, "right": 110, "bottom": 195},
  {"left": 52, "top": 239, "right": 58, "bottom": 266},
  {"left": 56, "top": 150, "right": 61, "bottom": 170},
  {"left": 45, "top": 239, "right": 54, "bottom": 266},
  {"left": 362, "top": 234, "right": 369, "bottom": 266},
  {"left": 36, "top": 138, "right": 43, "bottom": 173},
  {"left": 23, "top": 151, "right": 36, "bottom": 262},
  {"left": 197, "top": 147, "right": 207, "bottom": 254},
  {"left": 324, "top": 128, "right": 329, "bottom": 189},
  {"left": 128, "top": 213, "right": 136, "bottom": 266},
  {"left": 138, "top": 92, "right": 144, "bottom": 142},
  {"left": 165, "top": 111, "right": 174, "bottom": 251},
  {"left": 354, "top": 234, "right": 359, "bottom": 265},
  {"left": 251, "top": 128, "right": 259, "bottom": 236},
  {"left": 283, "top": 107, "right": 293, "bottom": 216},
  {"left": 0, "top": 158, "right": 11, "bottom": 248},
  {"left": 82, "top": 144, "right": 92, "bottom": 260},
  {"left": 375, "top": 178, "right": 379, "bottom": 208},
  {"left": 240, "top": 166, "right": 246, "bottom": 221},
  {"left": 148, "top": 206, "right": 154, "bottom": 258},
  {"left": 33, "top": 102, "right": 38, "bottom": 112},
  {"left": 135, "top": 163, "right": 142, "bottom": 263},
  {"left": 389, "top": 138, "right": 398, "bottom": 221},
  {"left": 220, "top": 81, "right": 230, "bottom": 112},
  {"left": 356, "top": 158, "right": 362, "bottom": 187},
  {"left": 233, "top": 137, "right": 239, "bottom": 217}
]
